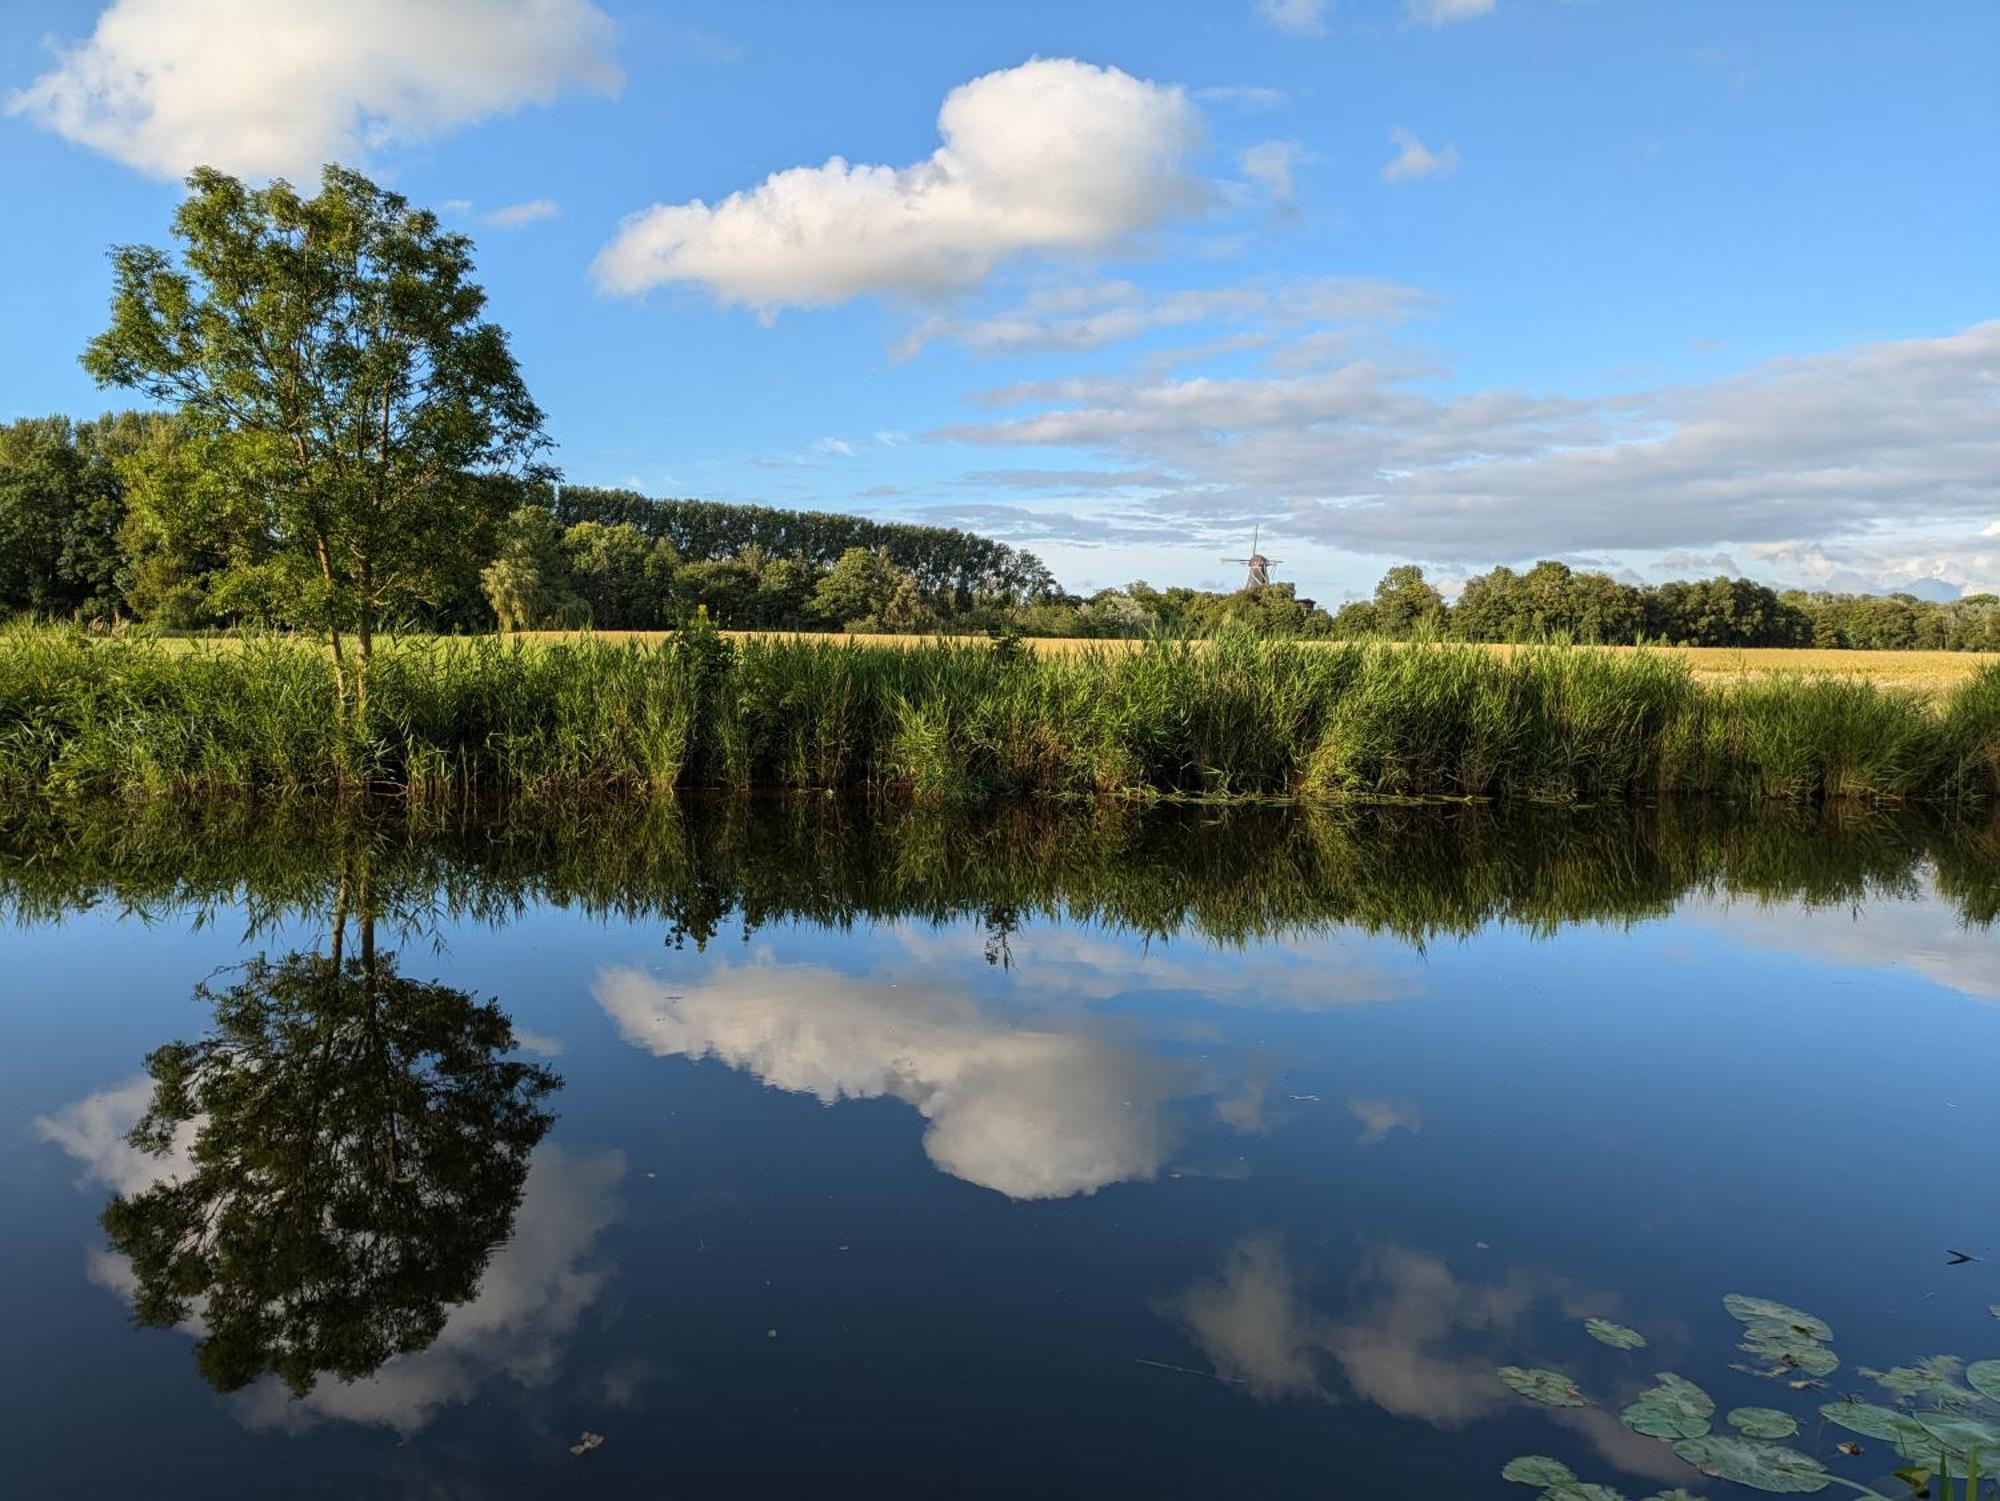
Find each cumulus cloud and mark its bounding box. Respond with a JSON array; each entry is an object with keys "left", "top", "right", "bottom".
[
  {"left": 1169, "top": 1235, "right": 1334, "bottom": 1398},
  {"left": 1382, "top": 127, "right": 1460, "bottom": 182},
  {"left": 1255, "top": 0, "right": 1332, "bottom": 38},
  {"left": 938, "top": 318, "right": 2000, "bottom": 575},
  {"left": 484, "top": 198, "right": 559, "bottom": 227},
  {"left": 6, "top": 0, "right": 620, "bottom": 181},
  {"left": 1406, "top": 0, "right": 1497, "bottom": 27},
  {"left": 1348, "top": 1096, "right": 1422, "bottom": 1146},
  {"left": 592, "top": 58, "right": 1206, "bottom": 310},
  {"left": 593, "top": 957, "right": 1190, "bottom": 1199},
  {"left": 38, "top": 1078, "right": 624, "bottom": 1435}
]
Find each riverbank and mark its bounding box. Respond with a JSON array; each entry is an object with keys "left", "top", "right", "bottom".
[{"left": 3, "top": 629, "right": 1996, "bottom": 804}]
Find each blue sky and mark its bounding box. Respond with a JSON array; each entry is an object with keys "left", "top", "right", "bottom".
[{"left": 2, "top": 0, "right": 1995, "bottom": 603}]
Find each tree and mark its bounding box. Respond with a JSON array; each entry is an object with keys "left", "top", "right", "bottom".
[
  {"left": 82, "top": 165, "right": 550, "bottom": 721},
  {"left": 482, "top": 506, "right": 583, "bottom": 631},
  {"left": 1371, "top": 565, "right": 1445, "bottom": 636},
  {"left": 101, "top": 879, "right": 560, "bottom": 1397},
  {"left": 811, "top": 547, "right": 901, "bottom": 629}
]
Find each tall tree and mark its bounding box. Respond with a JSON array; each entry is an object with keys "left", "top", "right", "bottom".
[{"left": 82, "top": 165, "right": 550, "bottom": 720}]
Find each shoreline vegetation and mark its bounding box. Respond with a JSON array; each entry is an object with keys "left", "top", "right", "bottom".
[{"left": 4, "top": 626, "right": 1997, "bottom": 806}]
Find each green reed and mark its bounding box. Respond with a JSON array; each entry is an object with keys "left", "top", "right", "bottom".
[{"left": 1, "top": 624, "right": 1996, "bottom": 805}]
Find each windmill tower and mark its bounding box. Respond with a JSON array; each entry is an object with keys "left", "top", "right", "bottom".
[{"left": 1224, "top": 525, "right": 1281, "bottom": 589}]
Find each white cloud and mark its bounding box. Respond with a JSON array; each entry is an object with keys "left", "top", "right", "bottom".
[
  {"left": 1242, "top": 139, "right": 1304, "bottom": 206},
  {"left": 484, "top": 198, "right": 559, "bottom": 227},
  {"left": 6, "top": 0, "right": 621, "bottom": 182},
  {"left": 813, "top": 436, "right": 857, "bottom": 458},
  {"left": 1255, "top": 0, "right": 1331, "bottom": 38},
  {"left": 1169, "top": 1235, "right": 1333, "bottom": 1398},
  {"left": 1381, "top": 127, "right": 1460, "bottom": 182},
  {"left": 938, "top": 318, "right": 2000, "bottom": 575},
  {"left": 895, "top": 274, "right": 1431, "bottom": 359},
  {"left": 1348, "top": 1096, "right": 1422, "bottom": 1146},
  {"left": 1405, "top": 0, "right": 1497, "bottom": 27},
  {"left": 592, "top": 58, "right": 1206, "bottom": 310},
  {"left": 594, "top": 956, "right": 1190, "bottom": 1200}
]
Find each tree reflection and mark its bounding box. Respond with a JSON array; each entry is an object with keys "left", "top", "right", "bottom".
[{"left": 101, "top": 866, "right": 559, "bottom": 1398}]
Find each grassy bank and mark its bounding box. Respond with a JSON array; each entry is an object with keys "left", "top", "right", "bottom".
[{"left": 3, "top": 627, "right": 1997, "bottom": 804}]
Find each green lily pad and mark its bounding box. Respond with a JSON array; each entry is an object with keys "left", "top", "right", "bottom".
[
  {"left": 1623, "top": 1373, "right": 1716, "bottom": 1440},
  {"left": 1500, "top": 1366, "right": 1589, "bottom": 1407},
  {"left": 1722, "top": 1296, "right": 1833, "bottom": 1343},
  {"left": 1820, "top": 1401, "right": 1928, "bottom": 1445},
  {"left": 1966, "top": 1360, "right": 2000, "bottom": 1403},
  {"left": 1898, "top": 1411, "right": 2000, "bottom": 1467},
  {"left": 1672, "top": 1435, "right": 1829, "bottom": 1493},
  {"left": 1739, "top": 1324, "right": 1839, "bottom": 1378},
  {"left": 1545, "top": 1486, "right": 1627, "bottom": 1501},
  {"left": 1728, "top": 1408, "right": 1800, "bottom": 1439},
  {"left": 1505, "top": 1457, "right": 1577, "bottom": 1486},
  {"left": 1586, "top": 1318, "right": 1648, "bottom": 1350},
  {"left": 1865, "top": 1361, "right": 1971, "bottom": 1402}
]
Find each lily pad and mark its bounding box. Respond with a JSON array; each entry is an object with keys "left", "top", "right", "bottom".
[
  {"left": 1623, "top": 1373, "right": 1716, "bottom": 1440},
  {"left": 1500, "top": 1365, "right": 1589, "bottom": 1407},
  {"left": 1722, "top": 1295, "right": 1833, "bottom": 1343},
  {"left": 1545, "top": 1485, "right": 1627, "bottom": 1501},
  {"left": 1966, "top": 1359, "right": 2000, "bottom": 1403},
  {"left": 1898, "top": 1411, "right": 2000, "bottom": 1467},
  {"left": 1505, "top": 1457, "right": 1577, "bottom": 1486},
  {"left": 1586, "top": 1318, "right": 1648, "bottom": 1350},
  {"left": 1820, "top": 1401, "right": 1928, "bottom": 1446},
  {"left": 1739, "top": 1324, "right": 1839, "bottom": 1378},
  {"left": 1865, "top": 1361, "right": 1971, "bottom": 1402},
  {"left": 1728, "top": 1408, "right": 1799, "bottom": 1439},
  {"left": 1672, "top": 1435, "right": 1829, "bottom": 1493}
]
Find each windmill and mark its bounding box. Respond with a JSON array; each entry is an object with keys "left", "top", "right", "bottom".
[{"left": 1224, "top": 525, "right": 1281, "bottom": 589}]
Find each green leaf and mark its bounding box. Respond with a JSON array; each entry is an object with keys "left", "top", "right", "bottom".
[
  {"left": 1586, "top": 1317, "right": 1648, "bottom": 1350},
  {"left": 1739, "top": 1323, "right": 1839, "bottom": 1377},
  {"left": 1729, "top": 1408, "right": 1800, "bottom": 1439},
  {"left": 1544, "top": 1485, "right": 1627, "bottom": 1501},
  {"left": 1966, "top": 1359, "right": 2000, "bottom": 1403},
  {"left": 1505, "top": 1457, "right": 1577, "bottom": 1486},
  {"left": 1500, "top": 1365, "right": 1590, "bottom": 1406},
  {"left": 1623, "top": 1373, "right": 1716, "bottom": 1440},
  {"left": 1722, "top": 1295, "right": 1833, "bottom": 1343},
  {"left": 1820, "top": 1401, "right": 1929, "bottom": 1446},
  {"left": 1672, "top": 1435, "right": 1830, "bottom": 1493},
  {"left": 1866, "top": 1361, "right": 1972, "bottom": 1402},
  {"left": 1897, "top": 1411, "right": 2000, "bottom": 1468}
]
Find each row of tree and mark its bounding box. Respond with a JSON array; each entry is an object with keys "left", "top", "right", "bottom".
[{"left": 1325, "top": 561, "right": 2000, "bottom": 650}]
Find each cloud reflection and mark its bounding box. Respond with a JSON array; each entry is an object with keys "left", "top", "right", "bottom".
[{"left": 594, "top": 956, "right": 1191, "bottom": 1200}]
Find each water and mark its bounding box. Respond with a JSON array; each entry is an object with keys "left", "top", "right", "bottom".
[{"left": 3, "top": 802, "right": 1996, "bottom": 1499}]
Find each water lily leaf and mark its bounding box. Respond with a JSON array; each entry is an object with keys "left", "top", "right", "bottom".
[
  {"left": 1820, "top": 1401, "right": 1928, "bottom": 1446},
  {"left": 1501, "top": 1366, "right": 1589, "bottom": 1407},
  {"left": 1728, "top": 1408, "right": 1799, "bottom": 1439},
  {"left": 1966, "top": 1360, "right": 2000, "bottom": 1403},
  {"left": 1722, "top": 1296, "right": 1833, "bottom": 1343},
  {"left": 1866, "top": 1361, "right": 1972, "bottom": 1402},
  {"left": 1739, "top": 1324, "right": 1839, "bottom": 1378},
  {"left": 1672, "top": 1435, "right": 1829, "bottom": 1493},
  {"left": 1545, "top": 1485, "right": 1627, "bottom": 1501},
  {"left": 1898, "top": 1411, "right": 2000, "bottom": 1467},
  {"left": 1505, "top": 1457, "right": 1577, "bottom": 1486},
  {"left": 1623, "top": 1373, "right": 1716, "bottom": 1440},
  {"left": 1586, "top": 1318, "right": 1648, "bottom": 1350}
]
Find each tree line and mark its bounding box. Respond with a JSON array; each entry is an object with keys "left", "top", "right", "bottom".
[{"left": 1318, "top": 560, "right": 2000, "bottom": 651}]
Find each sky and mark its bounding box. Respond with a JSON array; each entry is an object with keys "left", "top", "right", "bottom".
[{"left": 1, "top": 0, "right": 1995, "bottom": 605}]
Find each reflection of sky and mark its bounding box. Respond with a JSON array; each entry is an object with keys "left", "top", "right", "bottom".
[
  {"left": 5, "top": 861, "right": 1998, "bottom": 1494},
  {"left": 37, "top": 1078, "right": 623, "bottom": 1436}
]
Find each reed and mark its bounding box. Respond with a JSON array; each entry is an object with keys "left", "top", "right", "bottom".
[{"left": 2, "top": 624, "right": 1996, "bottom": 805}]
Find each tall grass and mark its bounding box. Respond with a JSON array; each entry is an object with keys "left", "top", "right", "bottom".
[{"left": 2, "top": 625, "right": 1996, "bottom": 805}]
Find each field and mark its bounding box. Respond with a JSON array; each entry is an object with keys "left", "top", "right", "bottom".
[{"left": 538, "top": 633, "right": 1998, "bottom": 697}]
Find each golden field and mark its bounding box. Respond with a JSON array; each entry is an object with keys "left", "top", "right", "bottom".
[{"left": 59, "top": 630, "right": 1999, "bottom": 698}]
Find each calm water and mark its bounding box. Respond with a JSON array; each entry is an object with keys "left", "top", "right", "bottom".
[{"left": 3, "top": 802, "right": 1996, "bottom": 1499}]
